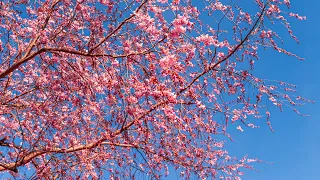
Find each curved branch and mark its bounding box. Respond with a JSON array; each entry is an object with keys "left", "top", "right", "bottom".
[
  {"left": 0, "top": 99, "right": 164, "bottom": 172},
  {"left": 0, "top": 0, "right": 148, "bottom": 79},
  {"left": 0, "top": 142, "right": 138, "bottom": 172},
  {"left": 0, "top": 0, "right": 61, "bottom": 79},
  {"left": 88, "top": 0, "right": 148, "bottom": 54},
  {"left": 178, "top": 3, "right": 267, "bottom": 95}
]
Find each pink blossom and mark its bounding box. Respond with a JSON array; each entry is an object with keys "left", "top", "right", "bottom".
[
  {"left": 159, "top": 55, "right": 178, "bottom": 69},
  {"left": 237, "top": 126, "right": 244, "bottom": 132},
  {"left": 217, "top": 52, "right": 225, "bottom": 58},
  {"left": 289, "top": 12, "right": 306, "bottom": 20}
]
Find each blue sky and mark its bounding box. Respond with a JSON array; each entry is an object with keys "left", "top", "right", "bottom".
[
  {"left": 230, "top": 0, "right": 320, "bottom": 179},
  {"left": 209, "top": 0, "right": 319, "bottom": 179}
]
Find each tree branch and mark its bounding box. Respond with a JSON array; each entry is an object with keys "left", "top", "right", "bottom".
[{"left": 178, "top": 3, "right": 267, "bottom": 95}]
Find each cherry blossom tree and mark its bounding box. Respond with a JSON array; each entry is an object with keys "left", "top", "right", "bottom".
[{"left": 0, "top": 0, "right": 312, "bottom": 179}]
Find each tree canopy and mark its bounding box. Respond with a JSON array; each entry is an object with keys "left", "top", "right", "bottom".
[{"left": 0, "top": 0, "right": 312, "bottom": 179}]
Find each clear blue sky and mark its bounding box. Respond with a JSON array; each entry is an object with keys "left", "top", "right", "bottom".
[{"left": 228, "top": 1, "right": 320, "bottom": 179}]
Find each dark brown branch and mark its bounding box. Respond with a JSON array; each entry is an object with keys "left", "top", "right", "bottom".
[
  {"left": 178, "top": 3, "right": 267, "bottom": 95},
  {"left": 0, "top": 142, "right": 138, "bottom": 172},
  {"left": 88, "top": 0, "right": 149, "bottom": 54},
  {"left": 0, "top": 0, "right": 61, "bottom": 79},
  {"left": 0, "top": 0, "right": 148, "bottom": 79}
]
